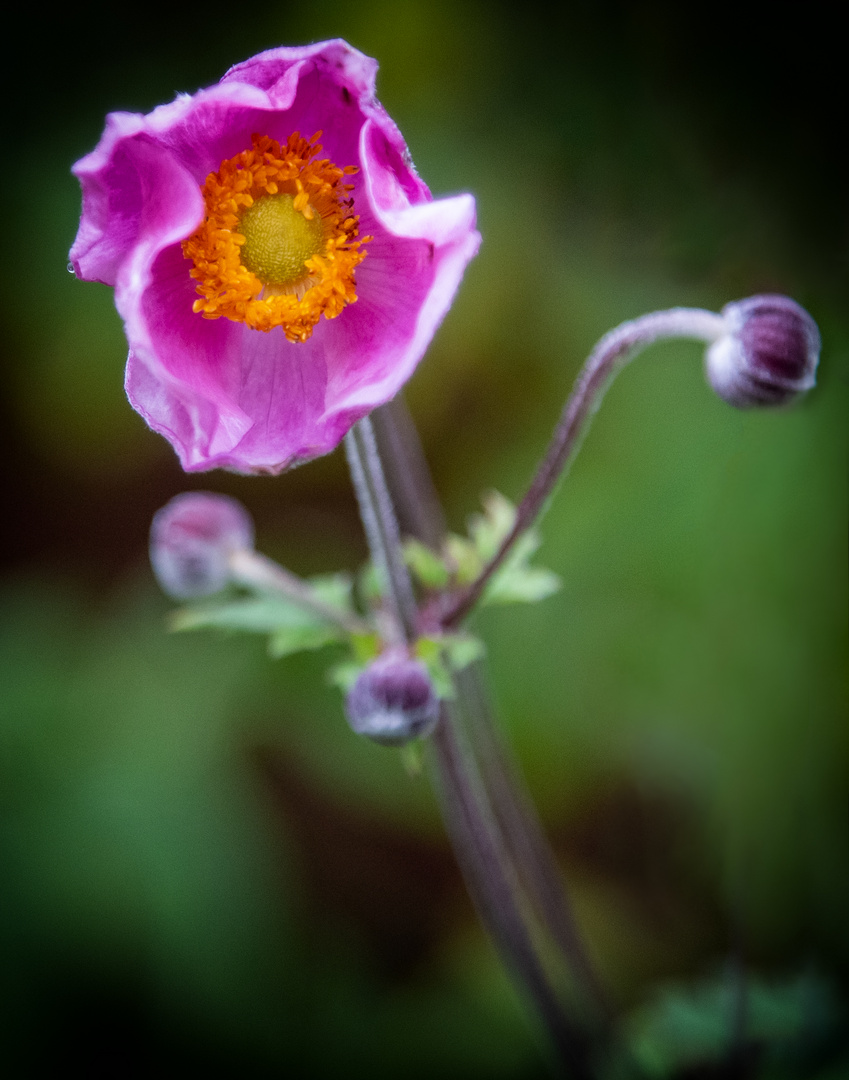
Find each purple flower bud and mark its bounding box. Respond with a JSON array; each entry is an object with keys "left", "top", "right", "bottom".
[
  {"left": 150, "top": 492, "right": 254, "bottom": 599},
  {"left": 705, "top": 295, "right": 820, "bottom": 408},
  {"left": 345, "top": 652, "right": 440, "bottom": 746}
]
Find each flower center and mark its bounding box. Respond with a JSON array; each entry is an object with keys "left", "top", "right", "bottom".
[
  {"left": 238, "top": 193, "right": 326, "bottom": 287},
  {"left": 182, "top": 133, "right": 370, "bottom": 343}
]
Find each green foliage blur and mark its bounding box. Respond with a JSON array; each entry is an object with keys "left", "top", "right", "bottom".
[{"left": 1, "top": 2, "right": 846, "bottom": 1076}]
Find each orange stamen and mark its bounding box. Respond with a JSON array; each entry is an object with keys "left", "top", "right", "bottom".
[{"left": 182, "top": 133, "right": 370, "bottom": 343}]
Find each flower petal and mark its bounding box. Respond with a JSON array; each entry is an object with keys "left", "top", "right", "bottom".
[{"left": 71, "top": 40, "right": 480, "bottom": 473}]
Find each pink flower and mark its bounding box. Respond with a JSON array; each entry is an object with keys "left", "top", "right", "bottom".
[{"left": 70, "top": 41, "right": 480, "bottom": 474}]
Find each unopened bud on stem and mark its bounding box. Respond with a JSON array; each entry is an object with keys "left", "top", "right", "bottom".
[
  {"left": 150, "top": 492, "right": 254, "bottom": 598},
  {"left": 345, "top": 651, "right": 440, "bottom": 746},
  {"left": 705, "top": 294, "right": 820, "bottom": 408}
]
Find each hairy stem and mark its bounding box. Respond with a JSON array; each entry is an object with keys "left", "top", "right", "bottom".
[
  {"left": 228, "top": 548, "right": 371, "bottom": 635},
  {"left": 442, "top": 307, "right": 726, "bottom": 627},
  {"left": 453, "top": 664, "right": 611, "bottom": 1021},
  {"left": 373, "top": 399, "right": 609, "bottom": 1021},
  {"left": 345, "top": 417, "right": 418, "bottom": 642},
  {"left": 432, "top": 709, "right": 593, "bottom": 1078},
  {"left": 347, "top": 405, "right": 593, "bottom": 1072}
]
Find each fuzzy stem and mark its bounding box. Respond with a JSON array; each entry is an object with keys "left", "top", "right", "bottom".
[
  {"left": 442, "top": 307, "right": 726, "bottom": 627},
  {"left": 431, "top": 709, "right": 593, "bottom": 1078},
  {"left": 228, "top": 548, "right": 371, "bottom": 635},
  {"left": 453, "top": 664, "right": 611, "bottom": 1021},
  {"left": 346, "top": 405, "right": 592, "bottom": 1072},
  {"left": 372, "top": 400, "right": 610, "bottom": 1022},
  {"left": 345, "top": 417, "right": 418, "bottom": 643},
  {"left": 369, "top": 396, "right": 446, "bottom": 549}
]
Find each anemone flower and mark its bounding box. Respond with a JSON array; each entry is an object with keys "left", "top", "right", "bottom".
[{"left": 70, "top": 40, "right": 480, "bottom": 473}]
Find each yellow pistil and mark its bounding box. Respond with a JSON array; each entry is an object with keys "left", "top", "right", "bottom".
[{"left": 182, "top": 133, "right": 370, "bottom": 343}]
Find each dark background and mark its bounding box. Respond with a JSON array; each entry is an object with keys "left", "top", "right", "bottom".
[{"left": 1, "top": 3, "right": 846, "bottom": 1076}]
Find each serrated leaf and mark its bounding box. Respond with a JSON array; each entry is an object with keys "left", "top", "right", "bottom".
[
  {"left": 508, "top": 528, "right": 543, "bottom": 563},
  {"left": 169, "top": 595, "right": 326, "bottom": 635},
  {"left": 414, "top": 638, "right": 455, "bottom": 699},
  {"left": 170, "top": 574, "right": 359, "bottom": 662},
  {"left": 327, "top": 660, "right": 365, "bottom": 692},
  {"left": 469, "top": 490, "right": 517, "bottom": 560},
  {"left": 444, "top": 534, "right": 482, "bottom": 585},
  {"left": 350, "top": 631, "right": 381, "bottom": 663},
  {"left": 268, "top": 623, "right": 344, "bottom": 659},
  {"left": 403, "top": 539, "right": 451, "bottom": 589},
  {"left": 308, "top": 572, "right": 355, "bottom": 612},
  {"left": 413, "top": 636, "right": 442, "bottom": 664},
  {"left": 483, "top": 564, "right": 561, "bottom": 605},
  {"left": 461, "top": 492, "right": 561, "bottom": 607},
  {"left": 623, "top": 969, "right": 842, "bottom": 1079},
  {"left": 441, "top": 633, "right": 486, "bottom": 671},
  {"left": 425, "top": 656, "right": 455, "bottom": 700}
]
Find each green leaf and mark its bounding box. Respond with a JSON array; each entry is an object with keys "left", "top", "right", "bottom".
[
  {"left": 357, "top": 562, "right": 384, "bottom": 607},
  {"left": 426, "top": 656, "right": 455, "bottom": 700},
  {"left": 507, "top": 528, "right": 542, "bottom": 563},
  {"left": 327, "top": 660, "right": 366, "bottom": 692},
  {"left": 350, "top": 631, "right": 382, "bottom": 663},
  {"left": 414, "top": 637, "right": 455, "bottom": 699},
  {"left": 268, "top": 623, "right": 344, "bottom": 659},
  {"left": 464, "top": 497, "right": 561, "bottom": 607},
  {"left": 308, "top": 572, "right": 355, "bottom": 612},
  {"left": 441, "top": 633, "right": 486, "bottom": 671},
  {"left": 413, "top": 636, "right": 441, "bottom": 664},
  {"left": 444, "top": 533, "right": 482, "bottom": 585},
  {"left": 169, "top": 573, "right": 359, "bottom": 662},
  {"left": 445, "top": 491, "right": 561, "bottom": 606},
  {"left": 403, "top": 539, "right": 451, "bottom": 589},
  {"left": 484, "top": 563, "right": 561, "bottom": 605},
  {"left": 621, "top": 969, "right": 843, "bottom": 1079},
  {"left": 400, "top": 741, "right": 425, "bottom": 776},
  {"left": 169, "top": 595, "right": 325, "bottom": 635},
  {"left": 468, "top": 490, "right": 517, "bottom": 560}
]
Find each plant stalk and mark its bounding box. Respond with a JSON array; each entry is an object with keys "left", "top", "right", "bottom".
[
  {"left": 372, "top": 399, "right": 610, "bottom": 1024},
  {"left": 345, "top": 410, "right": 593, "bottom": 1073},
  {"left": 228, "top": 548, "right": 371, "bottom": 635},
  {"left": 442, "top": 307, "right": 726, "bottom": 627}
]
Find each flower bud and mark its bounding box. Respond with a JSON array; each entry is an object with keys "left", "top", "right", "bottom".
[
  {"left": 150, "top": 492, "right": 254, "bottom": 599},
  {"left": 345, "top": 651, "right": 440, "bottom": 746},
  {"left": 705, "top": 294, "right": 820, "bottom": 408}
]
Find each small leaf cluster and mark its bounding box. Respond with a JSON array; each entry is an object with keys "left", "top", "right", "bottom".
[
  {"left": 166, "top": 492, "right": 559, "bottom": 725},
  {"left": 170, "top": 573, "right": 357, "bottom": 659},
  {"left": 607, "top": 968, "right": 847, "bottom": 1079},
  {"left": 404, "top": 490, "right": 561, "bottom": 605}
]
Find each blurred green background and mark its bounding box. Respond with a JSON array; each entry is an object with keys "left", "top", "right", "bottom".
[{"left": 1, "top": 2, "right": 846, "bottom": 1076}]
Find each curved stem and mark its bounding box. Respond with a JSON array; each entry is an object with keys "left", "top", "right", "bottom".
[
  {"left": 347, "top": 404, "right": 594, "bottom": 1072},
  {"left": 442, "top": 307, "right": 726, "bottom": 627},
  {"left": 228, "top": 548, "right": 371, "bottom": 635},
  {"left": 372, "top": 399, "right": 610, "bottom": 1022},
  {"left": 453, "top": 664, "right": 611, "bottom": 1022},
  {"left": 431, "top": 709, "right": 593, "bottom": 1078}
]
